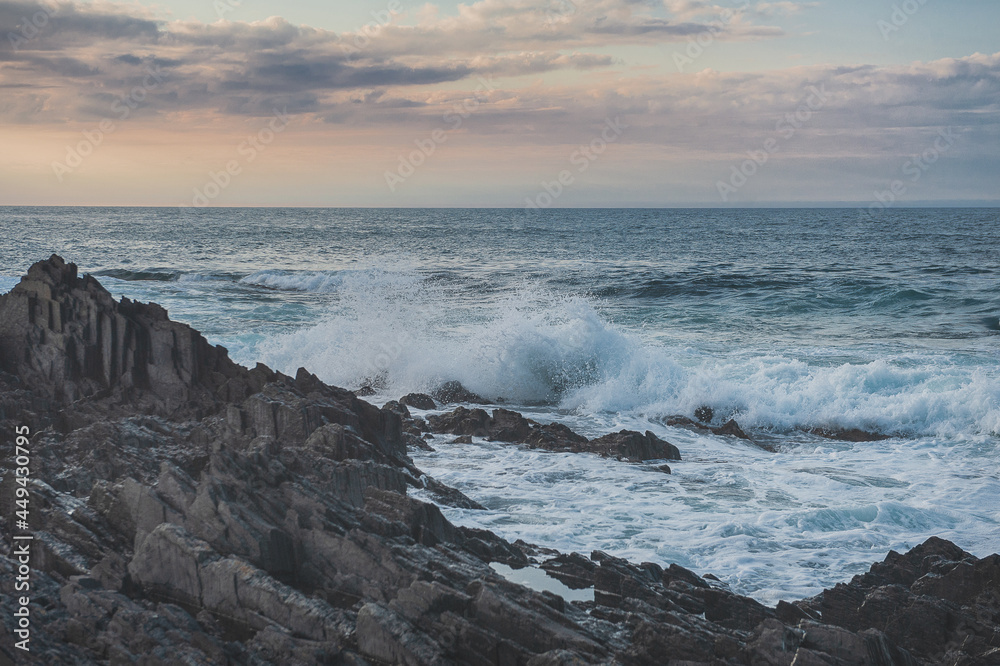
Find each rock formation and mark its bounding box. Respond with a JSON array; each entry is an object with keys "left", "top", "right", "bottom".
[
  {"left": 425, "top": 407, "right": 682, "bottom": 462},
  {"left": 0, "top": 257, "right": 997, "bottom": 665}
]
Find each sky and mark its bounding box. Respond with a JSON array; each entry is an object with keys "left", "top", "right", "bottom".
[{"left": 0, "top": 0, "right": 997, "bottom": 206}]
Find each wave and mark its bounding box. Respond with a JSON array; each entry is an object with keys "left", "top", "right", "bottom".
[
  {"left": 239, "top": 270, "right": 345, "bottom": 293},
  {"left": 245, "top": 271, "right": 1000, "bottom": 440},
  {"left": 91, "top": 269, "right": 181, "bottom": 282}
]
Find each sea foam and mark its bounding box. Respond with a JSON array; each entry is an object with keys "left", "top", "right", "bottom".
[{"left": 248, "top": 270, "right": 1000, "bottom": 441}]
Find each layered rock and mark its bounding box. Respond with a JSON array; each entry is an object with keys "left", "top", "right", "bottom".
[
  {"left": 0, "top": 257, "right": 997, "bottom": 665},
  {"left": 426, "top": 407, "right": 682, "bottom": 462}
]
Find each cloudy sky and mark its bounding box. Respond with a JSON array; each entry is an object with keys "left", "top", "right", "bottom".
[{"left": 1, "top": 0, "right": 997, "bottom": 206}]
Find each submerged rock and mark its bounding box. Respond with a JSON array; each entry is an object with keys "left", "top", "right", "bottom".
[
  {"left": 809, "top": 427, "right": 892, "bottom": 442},
  {"left": 0, "top": 257, "right": 997, "bottom": 665}
]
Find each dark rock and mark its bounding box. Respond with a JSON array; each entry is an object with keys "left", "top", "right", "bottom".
[
  {"left": 383, "top": 399, "right": 410, "bottom": 419},
  {"left": 431, "top": 380, "right": 487, "bottom": 405},
  {"left": 427, "top": 406, "right": 681, "bottom": 463},
  {"left": 664, "top": 414, "right": 753, "bottom": 443},
  {"left": 0, "top": 255, "right": 266, "bottom": 418},
  {"left": 405, "top": 432, "right": 435, "bottom": 451},
  {"left": 694, "top": 405, "right": 714, "bottom": 423},
  {"left": 420, "top": 476, "right": 487, "bottom": 510},
  {"left": 810, "top": 427, "right": 891, "bottom": 442},
  {"left": 589, "top": 430, "right": 681, "bottom": 461},
  {"left": 523, "top": 422, "right": 589, "bottom": 451},
  {"left": 425, "top": 406, "right": 491, "bottom": 437},
  {"left": 451, "top": 435, "right": 473, "bottom": 444},
  {"left": 400, "top": 393, "right": 437, "bottom": 410},
  {"left": 540, "top": 553, "right": 597, "bottom": 590},
  {"left": 488, "top": 408, "right": 534, "bottom": 442},
  {"left": 1, "top": 258, "right": 998, "bottom": 666},
  {"left": 714, "top": 418, "right": 751, "bottom": 440}
]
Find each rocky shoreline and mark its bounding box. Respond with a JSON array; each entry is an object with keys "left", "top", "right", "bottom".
[{"left": 0, "top": 256, "right": 998, "bottom": 665}]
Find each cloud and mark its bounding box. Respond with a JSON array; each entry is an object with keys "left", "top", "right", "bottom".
[
  {"left": 0, "top": 0, "right": 997, "bottom": 177},
  {"left": 0, "top": 0, "right": 794, "bottom": 122}
]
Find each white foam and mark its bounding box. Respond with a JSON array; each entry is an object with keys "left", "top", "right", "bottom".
[
  {"left": 411, "top": 430, "right": 1000, "bottom": 604},
  {"left": 247, "top": 270, "right": 1000, "bottom": 440},
  {"left": 239, "top": 270, "right": 345, "bottom": 293}
]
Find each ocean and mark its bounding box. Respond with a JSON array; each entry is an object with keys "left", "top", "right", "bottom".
[{"left": 2, "top": 206, "right": 998, "bottom": 604}]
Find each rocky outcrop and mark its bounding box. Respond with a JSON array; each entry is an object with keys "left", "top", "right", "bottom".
[
  {"left": 400, "top": 393, "right": 437, "bottom": 410},
  {"left": 0, "top": 255, "right": 268, "bottom": 419},
  {"left": 664, "top": 414, "right": 753, "bottom": 441},
  {"left": 431, "top": 381, "right": 487, "bottom": 405},
  {"left": 1, "top": 257, "right": 998, "bottom": 665},
  {"left": 426, "top": 406, "right": 682, "bottom": 462}
]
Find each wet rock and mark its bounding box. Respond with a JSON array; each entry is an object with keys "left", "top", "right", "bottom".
[
  {"left": 714, "top": 418, "right": 751, "bottom": 440},
  {"left": 431, "top": 380, "right": 487, "bottom": 405},
  {"left": 809, "top": 427, "right": 891, "bottom": 442},
  {"left": 588, "top": 430, "right": 681, "bottom": 461},
  {"left": 540, "top": 553, "right": 597, "bottom": 590},
  {"left": 695, "top": 405, "right": 714, "bottom": 423},
  {"left": 488, "top": 408, "right": 533, "bottom": 442},
  {"left": 523, "top": 422, "right": 590, "bottom": 451},
  {"left": 383, "top": 399, "right": 410, "bottom": 419},
  {"left": 2, "top": 258, "right": 998, "bottom": 666},
  {"left": 425, "top": 406, "right": 491, "bottom": 437},
  {"left": 428, "top": 406, "right": 681, "bottom": 462},
  {"left": 420, "top": 476, "right": 487, "bottom": 511},
  {"left": 400, "top": 393, "right": 437, "bottom": 410}
]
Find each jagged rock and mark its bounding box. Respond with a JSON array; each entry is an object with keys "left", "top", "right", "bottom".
[
  {"left": 1, "top": 258, "right": 998, "bottom": 665},
  {"left": 0, "top": 255, "right": 268, "bottom": 417},
  {"left": 400, "top": 393, "right": 437, "bottom": 410},
  {"left": 488, "top": 407, "right": 533, "bottom": 442},
  {"left": 715, "top": 418, "right": 751, "bottom": 440},
  {"left": 540, "top": 553, "right": 597, "bottom": 590},
  {"left": 664, "top": 414, "right": 753, "bottom": 442},
  {"left": 523, "top": 421, "right": 589, "bottom": 450},
  {"left": 420, "top": 476, "right": 487, "bottom": 510},
  {"left": 428, "top": 406, "right": 681, "bottom": 462},
  {"left": 431, "top": 380, "right": 487, "bottom": 405},
  {"left": 588, "top": 430, "right": 681, "bottom": 461},
  {"left": 383, "top": 399, "right": 410, "bottom": 419},
  {"left": 426, "top": 406, "right": 491, "bottom": 437}
]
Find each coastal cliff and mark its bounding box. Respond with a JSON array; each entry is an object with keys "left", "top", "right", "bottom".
[{"left": 1, "top": 256, "right": 998, "bottom": 665}]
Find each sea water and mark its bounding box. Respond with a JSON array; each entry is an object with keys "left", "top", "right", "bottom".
[{"left": 1, "top": 206, "right": 997, "bottom": 604}]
